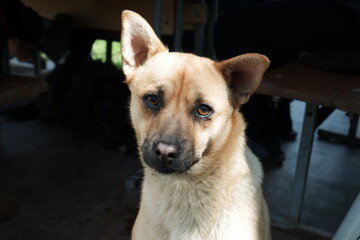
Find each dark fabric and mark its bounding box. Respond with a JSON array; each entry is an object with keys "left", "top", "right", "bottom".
[
  {"left": 240, "top": 94, "right": 282, "bottom": 156},
  {"left": 214, "top": 1, "right": 360, "bottom": 156},
  {"left": 68, "top": 28, "right": 97, "bottom": 59},
  {"left": 41, "top": 59, "right": 134, "bottom": 149},
  {"left": 276, "top": 99, "right": 293, "bottom": 137},
  {"left": 1, "top": 0, "right": 44, "bottom": 44},
  {"left": 215, "top": 1, "right": 360, "bottom": 70}
]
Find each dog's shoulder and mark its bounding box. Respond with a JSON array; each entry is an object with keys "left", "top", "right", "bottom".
[{"left": 244, "top": 145, "right": 264, "bottom": 186}]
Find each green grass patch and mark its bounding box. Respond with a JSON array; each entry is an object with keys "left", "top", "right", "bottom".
[
  {"left": 91, "top": 39, "right": 122, "bottom": 69},
  {"left": 112, "top": 41, "right": 122, "bottom": 68}
]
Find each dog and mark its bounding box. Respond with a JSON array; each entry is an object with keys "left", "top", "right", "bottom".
[{"left": 121, "top": 10, "right": 271, "bottom": 240}]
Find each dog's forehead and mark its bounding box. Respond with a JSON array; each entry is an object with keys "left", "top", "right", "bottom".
[{"left": 131, "top": 52, "right": 229, "bottom": 98}]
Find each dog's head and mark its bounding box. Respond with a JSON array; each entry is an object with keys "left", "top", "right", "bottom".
[{"left": 121, "top": 10, "right": 269, "bottom": 175}]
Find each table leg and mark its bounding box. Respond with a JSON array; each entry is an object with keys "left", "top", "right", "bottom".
[
  {"left": 272, "top": 103, "right": 334, "bottom": 238},
  {"left": 318, "top": 113, "right": 360, "bottom": 147},
  {"left": 0, "top": 120, "right": 18, "bottom": 222},
  {"left": 288, "top": 103, "right": 318, "bottom": 225},
  {"left": 0, "top": 121, "right": 3, "bottom": 205}
]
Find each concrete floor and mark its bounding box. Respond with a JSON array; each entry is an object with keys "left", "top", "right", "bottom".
[
  {"left": 0, "top": 98, "right": 141, "bottom": 240},
  {"left": 0, "top": 61, "right": 359, "bottom": 240}
]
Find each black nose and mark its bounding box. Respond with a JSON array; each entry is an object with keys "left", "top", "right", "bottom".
[{"left": 155, "top": 142, "right": 178, "bottom": 166}]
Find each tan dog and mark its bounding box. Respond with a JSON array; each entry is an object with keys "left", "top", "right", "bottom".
[{"left": 121, "top": 10, "right": 271, "bottom": 240}]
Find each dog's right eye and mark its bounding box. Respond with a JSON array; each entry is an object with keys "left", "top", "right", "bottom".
[
  {"left": 143, "top": 95, "right": 160, "bottom": 109},
  {"left": 195, "top": 104, "right": 213, "bottom": 118}
]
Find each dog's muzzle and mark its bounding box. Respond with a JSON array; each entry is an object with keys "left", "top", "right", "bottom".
[{"left": 142, "top": 139, "right": 196, "bottom": 174}]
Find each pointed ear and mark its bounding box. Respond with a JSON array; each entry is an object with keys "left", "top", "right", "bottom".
[
  {"left": 216, "top": 53, "right": 270, "bottom": 106},
  {"left": 121, "top": 10, "right": 168, "bottom": 77}
]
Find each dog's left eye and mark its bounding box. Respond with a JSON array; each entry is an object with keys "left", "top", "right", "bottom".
[
  {"left": 196, "top": 104, "right": 213, "bottom": 117},
  {"left": 143, "top": 95, "right": 160, "bottom": 109}
]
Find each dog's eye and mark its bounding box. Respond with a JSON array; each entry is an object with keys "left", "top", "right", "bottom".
[
  {"left": 196, "top": 104, "right": 213, "bottom": 117},
  {"left": 143, "top": 95, "right": 160, "bottom": 108}
]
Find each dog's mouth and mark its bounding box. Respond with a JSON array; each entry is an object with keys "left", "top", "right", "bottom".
[
  {"left": 157, "top": 158, "right": 199, "bottom": 174},
  {"left": 144, "top": 159, "right": 199, "bottom": 175},
  {"left": 157, "top": 167, "right": 177, "bottom": 174}
]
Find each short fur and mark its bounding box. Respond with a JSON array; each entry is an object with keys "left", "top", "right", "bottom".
[{"left": 121, "top": 10, "right": 271, "bottom": 240}]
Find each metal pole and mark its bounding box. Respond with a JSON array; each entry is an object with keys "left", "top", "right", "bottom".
[
  {"left": 153, "top": 0, "right": 163, "bottom": 37},
  {"left": 174, "top": 0, "right": 184, "bottom": 52},
  {"left": 106, "top": 40, "right": 112, "bottom": 64},
  {"left": 333, "top": 193, "right": 360, "bottom": 240},
  {"left": 0, "top": 122, "right": 3, "bottom": 205},
  {"left": 348, "top": 114, "right": 359, "bottom": 139},
  {"left": 34, "top": 50, "right": 41, "bottom": 76},
  {"left": 194, "top": 0, "right": 205, "bottom": 56},
  {"left": 206, "top": 0, "right": 218, "bottom": 59},
  {"left": 0, "top": 161, "right": 3, "bottom": 205},
  {"left": 1, "top": 30, "right": 10, "bottom": 74}
]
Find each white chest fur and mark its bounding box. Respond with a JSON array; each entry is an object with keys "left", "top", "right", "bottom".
[{"left": 137, "top": 164, "right": 263, "bottom": 240}]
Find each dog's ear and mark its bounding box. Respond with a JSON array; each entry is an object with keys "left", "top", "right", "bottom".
[
  {"left": 216, "top": 53, "right": 270, "bottom": 106},
  {"left": 121, "top": 10, "right": 168, "bottom": 77}
]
